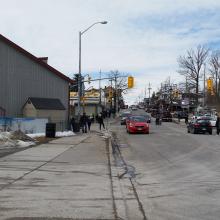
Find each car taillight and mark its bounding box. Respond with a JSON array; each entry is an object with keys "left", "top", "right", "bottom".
[
  {"left": 208, "top": 123, "right": 212, "bottom": 127},
  {"left": 194, "top": 123, "right": 200, "bottom": 128}
]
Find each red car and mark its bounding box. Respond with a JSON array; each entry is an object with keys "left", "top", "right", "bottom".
[{"left": 126, "top": 116, "right": 149, "bottom": 134}]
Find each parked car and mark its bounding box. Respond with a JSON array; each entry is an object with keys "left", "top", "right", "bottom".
[
  {"left": 187, "top": 117, "right": 212, "bottom": 134},
  {"left": 126, "top": 116, "right": 149, "bottom": 134},
  {"left": 120, "top": 112, "right": 132, "bottom": 125},
  {"left": 173, "top": 111, "right": 188, "bottom": 119},
  {"left": 131, "top": 106, "right": 138, "bottom": 111},
  {"left": 191, "top": 114, "right": 217, "bottom": 127}
]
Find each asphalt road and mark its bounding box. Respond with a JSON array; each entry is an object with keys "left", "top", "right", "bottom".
[{"left": 111, "top": 109, "right": 220, "bottom": 220}]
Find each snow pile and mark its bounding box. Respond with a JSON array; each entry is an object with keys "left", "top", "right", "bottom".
[
  {"left": 56, "top": 131, "right": 75, "bottom": 137},
  {"left": 0, "top": 131, "right": 36, "bottom": 148},
  {"left": 27, "top": 131, "right": 75, "bottom": 138},
  {"left": 27, "top": 133, "right": 45, "bottom": 138}
]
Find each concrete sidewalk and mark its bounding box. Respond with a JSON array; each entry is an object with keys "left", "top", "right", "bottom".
[{"left": 0, "top": 132, "right": 115, "bottom": 220}]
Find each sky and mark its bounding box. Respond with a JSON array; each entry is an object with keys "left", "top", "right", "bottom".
[{"left": 1, "top": 0, "right": 220, "bottom": 105}]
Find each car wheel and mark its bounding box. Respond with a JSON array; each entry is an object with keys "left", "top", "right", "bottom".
[
  {"left": 193, "top": 128, "right": 196, "bottom": 134},
  {"left": 209, "top": 130, "right": 212, "bottom": 135}
]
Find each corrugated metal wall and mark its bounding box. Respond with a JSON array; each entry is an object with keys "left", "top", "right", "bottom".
[{"left": 0, "top": 40, "right": 69, "bottom": 126}]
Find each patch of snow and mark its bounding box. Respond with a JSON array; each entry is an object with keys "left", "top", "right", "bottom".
[
  {"left": 26, "top": 131, "right": 75, "bottom": 138},
  {"left": 0, "top": 132, "right": 11, "bottom": 141},
  {"left": 56, "top": 131, "right": 75, "bottom": 137},
  {"left": 17, "top": 140, "right": 35, "bottom": 147},
  {"left": 27, "top": 133, "right": 45, "bottom": 138}
]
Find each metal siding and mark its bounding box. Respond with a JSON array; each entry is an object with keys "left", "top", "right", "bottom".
[{"left": 0, "top": 40, "right": 69, "bottom": 124}]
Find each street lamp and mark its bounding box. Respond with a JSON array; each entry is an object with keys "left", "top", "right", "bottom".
[{"left": 77, "top": 21, "right": 108, "bottom": 120}]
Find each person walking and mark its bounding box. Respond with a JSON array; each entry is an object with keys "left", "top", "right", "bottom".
[
  {"left": 87, "top": 115, "right": 92, "bottom": 131},
  {"left": 185, "top": 112, "right": 188, "bottom": 124},
  {"left": 98, "top": 113, "right": 105, "bottom": 130},
  {"left": 80, "top": 113, "right": 88, "bottom": 133},
  {"left": 178, "top": 112, "right": 181, "bottom": 123},
  {"left": 70, "top": 117, "right": 75, "bottom": 132},
  {"left": 216, "top": 115, "right": 220, "bottom": 135}
]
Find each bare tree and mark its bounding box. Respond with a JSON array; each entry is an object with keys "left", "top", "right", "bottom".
[
  {"left": 109, "top": 70, "right": 128, "bottom": 94},
  {"left": 209, "top": 50, "right": 220, "bottom": 97},
  {"left": 178, "top": 45, "right": 209, "bottom": 103},
  {"left": 109, "top": 70, "right": 128, "bottom": 112}
]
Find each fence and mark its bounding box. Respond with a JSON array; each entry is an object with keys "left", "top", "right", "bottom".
[{"left": 0, "top": 117, "right": 48, "bottom": 134}]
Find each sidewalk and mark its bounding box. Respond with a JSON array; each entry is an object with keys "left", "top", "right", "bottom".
[{"left": 0, "top": 131, "right": 115, "bottom": 219}]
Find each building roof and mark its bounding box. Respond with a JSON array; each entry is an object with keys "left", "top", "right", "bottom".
[
  {"left": 0, "top": 34, "right": 73, "bottom": 84},
  {"left": 28, "top": 97, "right": 66, "bottom": 110}
]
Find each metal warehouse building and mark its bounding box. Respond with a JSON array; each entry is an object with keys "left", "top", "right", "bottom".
[{"left": 0, "top": 34, "right": 72, "bottom": 130}]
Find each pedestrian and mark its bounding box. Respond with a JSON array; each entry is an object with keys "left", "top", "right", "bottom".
[
  {"left": 87, "top": 115, "right": 92, "bottom": 131},
  {"left": 178, "top": 113, "right": 181, "bottom": 123},
  {"left": 80, "top": 113, "right": 88, "bottom": 133},
  {"left": 216, "top": 115, "right": 220, "bottom": 135},
  {"left": 98, "top": 113, "right": 105, "bottom": 130},
  {"left": 108, "top": 109, "right": 112, "bottom": 118},
  {"left": 155, "top": 113, "right": 160, "bottom": 125},
  {"left": 185, "top": 112, "right": 188, "bottom": 124},
  {"left": 70, "top": 117, "right": 75, "bottom": 132}
]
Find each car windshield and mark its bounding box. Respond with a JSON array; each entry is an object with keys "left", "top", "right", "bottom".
[
  {"left": 131, "top": 117, "right": 147, "bottom": 122},
  {"left": 197, "top": 119, "right": 210, "bottom": 123}
]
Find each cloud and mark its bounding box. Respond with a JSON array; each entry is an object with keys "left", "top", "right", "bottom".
[{"left": 1, "top": 0, "right": 220, "bottom": 105}]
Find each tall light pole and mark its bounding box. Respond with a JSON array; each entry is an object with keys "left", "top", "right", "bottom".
[{"left": 77, "top": 21, "right": 107, "bottom": 120}]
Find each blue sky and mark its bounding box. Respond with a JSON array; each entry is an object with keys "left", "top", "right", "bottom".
[{"left": 1, "top": 0, "right": 220, "bottom": 104}]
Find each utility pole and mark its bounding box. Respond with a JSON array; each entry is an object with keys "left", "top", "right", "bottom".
[
  {"left": 148, "top": 83, "right": 152, "bottom": 105},
  {"left": 99, "top": 69, "right": 102, "bottom": 106},
  {"left": 110, "top": 79, "right": 113, "bottom": 110},
  {"left": 114, "top": 76, "right": 117, "bottom": 114}
]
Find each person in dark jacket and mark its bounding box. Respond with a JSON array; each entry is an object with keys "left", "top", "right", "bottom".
[
  {"left": 97, "top": 113, "right": 105, "bottom": 130},
  {"left": 87, "top": 115, "right": 92, "bottom": 131},
  {"left": 80, "top": 113, "right": 88, "bottom": 133},
  {"left": 70, "top": 117, "right": 75, "bottom": 132},
  {"left": 185, "top": 112, "right": 189, "bottom": 124},
  {"left": 216, "top": 116, "right": 220, "bottom": 135}
]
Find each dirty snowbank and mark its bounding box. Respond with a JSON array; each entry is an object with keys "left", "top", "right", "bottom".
[
  {"left": 0, "top": 131, "right": 75, "bottom": 148},
  {"left": 0, "top": 131, "right": 35, "bottom": 148}
]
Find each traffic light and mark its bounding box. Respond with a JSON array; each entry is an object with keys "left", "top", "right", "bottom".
[
  {"left": 109, "top": 89, "right": 113, "bottom": 98},
  {"left": 207, "top": 78, "right": 213, "bottom": 91},
  {"left": 128, "top": 76, "right": 134, "bottom": 89}
]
